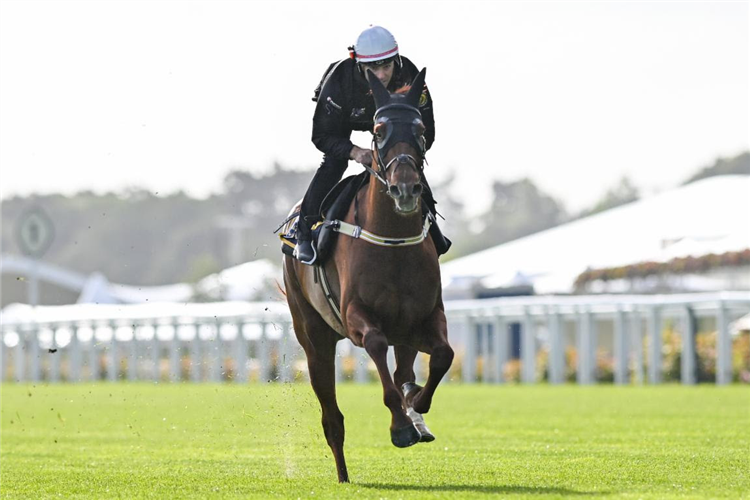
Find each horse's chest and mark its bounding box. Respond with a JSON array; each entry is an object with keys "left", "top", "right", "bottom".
[{"left": 357, "top": 274, "right": 438, "bottom": 328}]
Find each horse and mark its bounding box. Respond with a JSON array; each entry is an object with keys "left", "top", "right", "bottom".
[{"left": 282, "top": 67, "right": 454, "bottom": 483}]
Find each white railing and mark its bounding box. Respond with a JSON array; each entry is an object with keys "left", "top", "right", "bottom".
[
  {"left": 445, "top": 291, "right": 750, "bottom": 385},
  {"left": 2, "top": 292, "right": 749, "bottom": 384}
]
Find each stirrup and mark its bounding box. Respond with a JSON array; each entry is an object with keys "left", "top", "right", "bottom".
[{"left": 293, "top": 239, "right": 317, "bottom": 265}]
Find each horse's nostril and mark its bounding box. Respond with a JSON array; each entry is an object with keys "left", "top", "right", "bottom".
[
  {"left": 389, "top": 185, "right": 401, "bottom": 198},
  {"left": 412, "top": 184, "right": 423, "bottom": 196}
]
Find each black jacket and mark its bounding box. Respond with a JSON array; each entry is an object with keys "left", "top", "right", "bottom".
[{"left": 311, "top": 56, "right": 435, "bottom": 160}]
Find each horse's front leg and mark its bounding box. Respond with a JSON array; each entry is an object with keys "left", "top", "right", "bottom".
[
  {"left": 396, "top": 344, "right": 436, "bottom": 443},
  {"left": 346, "top": 302, "right": 421, "bottom": 448},
  {"left": 407, "top": 308, "right": 454, "bottom": 415},
  {"left": 393, "top": 345, "right": 418, "bottom": 388}
]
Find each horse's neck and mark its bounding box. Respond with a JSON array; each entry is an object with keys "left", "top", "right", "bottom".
[{"left": 358, "top": 173, "right": 422, "bottom": 236}]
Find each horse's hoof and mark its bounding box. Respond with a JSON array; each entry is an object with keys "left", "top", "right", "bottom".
[
  {"left": 391, "top": 424, "right": 421, "bottom": 448},
  {"left": 407, "top": 407, "right": 435, "bottom": 443}
]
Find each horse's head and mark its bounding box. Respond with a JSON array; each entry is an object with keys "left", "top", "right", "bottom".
[{"left": 366, "top": 68, "right": 427, "bottom": 215}]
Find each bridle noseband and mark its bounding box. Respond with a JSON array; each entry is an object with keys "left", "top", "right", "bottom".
[{"left": 367, "top": 142, "right": 423, "bottom": 190}]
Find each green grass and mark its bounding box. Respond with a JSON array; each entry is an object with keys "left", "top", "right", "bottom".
[{"left": 1, "top": 383, "right": 748, "bottom": 499}]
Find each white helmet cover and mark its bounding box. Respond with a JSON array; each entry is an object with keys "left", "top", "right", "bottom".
[{"left": 354, "top": 26, "right": 399, "bottom": 64}]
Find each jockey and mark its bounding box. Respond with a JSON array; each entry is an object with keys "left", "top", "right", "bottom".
[{"left": 294, "top": 25, "right": 451, "bottom": 265}]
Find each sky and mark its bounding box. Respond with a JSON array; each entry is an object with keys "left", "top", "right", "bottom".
[{"left": 1, "top": 0, "right": 748, "bottom": 214}]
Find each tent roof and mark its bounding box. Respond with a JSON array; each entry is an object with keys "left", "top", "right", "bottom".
[{"left": 441, "top": 175, "right": 750, "bottom": 294}]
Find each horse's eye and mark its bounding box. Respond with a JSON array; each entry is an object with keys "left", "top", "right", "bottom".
[
  {"left": 413, "top": 119, "right": 426, "bottom": 137},
  {"left": 374, "top": 122, "right": 387, "bottom": 140}
]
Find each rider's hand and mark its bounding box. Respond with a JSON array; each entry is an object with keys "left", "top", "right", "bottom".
[{"left": 349, "top": 146, "right": 373, "bottom": 167}]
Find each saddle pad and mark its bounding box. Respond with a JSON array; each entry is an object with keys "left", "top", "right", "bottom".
[
  {"left": 278, "top": 205, "right": 301, "bottom": 257},
  {"left": 278, "top": 171, "right": 370, "bottom": 261}
]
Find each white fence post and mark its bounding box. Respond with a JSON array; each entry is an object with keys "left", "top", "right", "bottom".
[
  {"left": 493, "top": 316, "right": 508, "bottom": 384},
  {"left": 577, "top": 309, "right": 595, "bottom": 385},
  {"left": 68, "top": 325, "right": 81, "bottom": 382},
  {"left": 126, "top": 325, "right": 137, "bottom": 382},
  {"left": 681, "top": 307, "right": 697, "bottom": 385},
  {"left": 548, "top": 308, "right": 564, "bottom": 384},
  {"left": 522, "top": 309, "right": 536, "bottom": 384},
  {"left": 15, "top": 328, "right": 26, "bottom": 383},
  {"left": 150, "top": 323, "right": 160, "bottom": 382},
  {"left": 258, "top": 322, "right": 270, "bottom": 383},
  {"left": 169, "top": 322, "right": 181, "bottom": 382},
  {"left": 206, "top": 324, "right": 221, "bottom": 383},
  {"left": 614, "top": 308, "right": 628, "bottom": 385},
  {"left": 462, "top": 316, "right": 477, "bottom": 383},
  {"left": 28, "top": 326, "right": 40, "bottom": 382},
  {"left": 279, "top": 322, "right": 294, "bottom": 383},
  {"left": 190, "top": 326, "right": 202, "bottom": 383},
  {"left": 235, "top": 322, "right": 248, "bottom": 383},
  {"left": 87, "top": 329, "right": 99, "bottom": 381},
  {"left": 49, "top": 325, "right": 60, "bottom": 383},
  {"left": 107, "top": 322, "right": 118, "bottom": 382},
  {"left": 716, "top": 301, "right": 731, "bottom": 385},
  {"left": 480, "top": 320, "right": 491, "bottom": 383},
  {"left": 631, "top": 311, "right": 643, "bottom": 384},
  {"left": 647, "top": 306, "right": 662, "bottom": 384}
]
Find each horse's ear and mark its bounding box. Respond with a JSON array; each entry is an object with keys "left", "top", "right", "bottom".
[
  {"left": 405, "top": 67, "right": 427, "bottom": 108},
  {"left": 366, "top": 69, "right": 391, "bottom": 108}
]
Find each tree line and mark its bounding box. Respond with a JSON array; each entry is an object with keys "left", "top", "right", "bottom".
[{"left": 1, "top": 152, "right": 747, "bottom": 287}]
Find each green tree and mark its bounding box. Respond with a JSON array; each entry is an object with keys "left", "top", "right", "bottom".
[
  {"left": 576, "top": 176, "right": 640, "bottom": 218},
  {"left": 449, "top": 178, "right": 567, "bottom": 257},
  {"left": 683, "top": 151, "right": 750, "bottom": 184}
]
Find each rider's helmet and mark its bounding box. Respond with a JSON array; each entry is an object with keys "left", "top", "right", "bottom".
[{"left": 350, "top": 25, "right": 401, "bottom": 68}]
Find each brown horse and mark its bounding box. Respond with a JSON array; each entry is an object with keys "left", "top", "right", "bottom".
[{"left": 282, "top": 68, "right": 454, "bottom": 483}]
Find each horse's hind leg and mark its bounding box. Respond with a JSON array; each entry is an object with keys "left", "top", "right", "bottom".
[
  {"left": 346, "top": 303, "right": 420, "bottom": 448},
  {"left": 284, "top": 270, "right": 349, "bottom": 482},
  {"left": 305, "top": 334, "right": 349, "bottom": 483}
]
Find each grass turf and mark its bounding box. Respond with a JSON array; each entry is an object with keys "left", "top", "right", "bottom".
[{"left": 1, "top": 383, "right": 748, "bottom": 499}]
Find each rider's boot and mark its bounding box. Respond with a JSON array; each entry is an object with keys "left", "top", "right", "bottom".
[
  {"left": 293, "top": 218, "right": 317, "bottom": 265},
  {"left": 293, "top": 239, "right": 317, "bottom": 265},
  {"left": 429, "top": 220, "right": 452, "bottom": 256},
  {"left": 421, "top": 187, "right": 452, "bottom": 257}
]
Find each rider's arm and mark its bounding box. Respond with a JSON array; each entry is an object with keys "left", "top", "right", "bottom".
[{"left": 311, "top": 69, "right": 355, "bottom": 160}]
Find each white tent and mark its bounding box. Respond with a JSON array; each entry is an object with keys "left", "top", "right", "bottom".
[
  {"left": 441, "top": 175, "right": 750, "bottom": 296},
  {"left": 195, "top": 259, "right": 282, "bottom": 301},
  {"left": 1, "top": 254, "right": 282, "bottom": 305}
]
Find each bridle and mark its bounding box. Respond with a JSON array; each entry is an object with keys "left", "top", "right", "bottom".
[
  {"left": 366, "top": 141, "right": 423, "bottom": 189},
  {"left": 363, "top": 102, "right": 426, "bottom": 193}
]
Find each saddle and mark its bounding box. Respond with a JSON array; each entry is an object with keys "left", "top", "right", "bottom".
[{"left": 278, "top": 171, "right": 370, "bottom": 264}]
